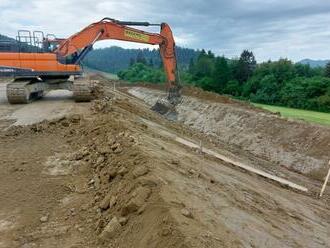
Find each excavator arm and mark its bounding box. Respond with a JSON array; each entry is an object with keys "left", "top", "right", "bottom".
[{"left": 55, "top": 18, "right": 181, "bottom": 105}]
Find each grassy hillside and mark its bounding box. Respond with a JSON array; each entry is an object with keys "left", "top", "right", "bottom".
[{"left": 253, "top": 103, "right": 330, "bottom": 127}]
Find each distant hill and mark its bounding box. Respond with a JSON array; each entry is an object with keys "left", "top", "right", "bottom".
[
  {"left": 83, "top": 46, "right": 199, "bottom": 73},
  {"left": 0, "top": 34, "right": 14, "bottom": 41},
  {"left": 298, "top": 59, "right": 330, "bottom": 68}
]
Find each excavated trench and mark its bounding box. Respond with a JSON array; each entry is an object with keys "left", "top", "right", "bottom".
[{"left": 128, "top": 87, "right": 330, "bottom": 181}]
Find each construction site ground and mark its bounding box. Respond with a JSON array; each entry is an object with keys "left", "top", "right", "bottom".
[{"left": 0, "top": 77, "right": 329, "bottom": 248}]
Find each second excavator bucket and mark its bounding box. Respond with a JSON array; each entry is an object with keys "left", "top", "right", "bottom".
[{"left": 151, "top": 85, "right": 182, "bottom": 121}]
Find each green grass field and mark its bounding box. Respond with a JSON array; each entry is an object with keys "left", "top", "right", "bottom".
[{"left": 253, "top": 103, "right": 330, "bottom": 127}]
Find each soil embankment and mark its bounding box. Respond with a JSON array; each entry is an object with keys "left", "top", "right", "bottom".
[{"left": 128, "top": 86, "right": 330, "bottom": 181}]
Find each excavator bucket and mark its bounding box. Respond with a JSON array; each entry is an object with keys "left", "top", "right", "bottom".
[
  {"left": 152, "top": 99, "right": 178, "bottom": 121},
  {"left": 151, "top": 86, "right": 182, "bottom": 121},
  {"left": 151, "top": 98, "right": 172, "bottom": 114}
]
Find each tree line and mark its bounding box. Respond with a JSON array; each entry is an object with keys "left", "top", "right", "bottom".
[
  {"left": 118, "top": 49, "right": 330, "bottom": 113},
  {"left": 83, "top": 46, "right": 199, "bottom": 73}
]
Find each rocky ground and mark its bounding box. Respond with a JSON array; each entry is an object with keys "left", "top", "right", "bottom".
[{"left": 0, "top": 77, "right": 329, "bottom": 248}]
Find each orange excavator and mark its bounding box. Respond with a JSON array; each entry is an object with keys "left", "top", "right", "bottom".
[{"left": 0, "top": 18, "right": 181, "bottom": 114}]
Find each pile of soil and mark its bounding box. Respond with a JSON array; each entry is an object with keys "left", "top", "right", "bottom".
[
  {"left": 0, "top": 99, "right": 189, "bottom": 247},
  {"left": 65, "top": 100, "right": 187, "bottom": 247}
]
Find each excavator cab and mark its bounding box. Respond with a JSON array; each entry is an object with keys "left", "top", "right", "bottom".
[{"left": 42, "top": 36, "right": 60, "bottom": 53}]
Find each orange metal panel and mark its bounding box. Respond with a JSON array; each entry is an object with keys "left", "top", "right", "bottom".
[{"left": 0, "top": 52, "right": 80, "bottom": 72}]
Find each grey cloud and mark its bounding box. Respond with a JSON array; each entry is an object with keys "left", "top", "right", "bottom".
[{"left": 1, "top": 0, "right": 330, "bottom": 61}]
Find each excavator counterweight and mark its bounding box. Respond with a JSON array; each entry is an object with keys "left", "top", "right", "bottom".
[{"left": 0, "top": 18, "right": 182, "bottom": 116}]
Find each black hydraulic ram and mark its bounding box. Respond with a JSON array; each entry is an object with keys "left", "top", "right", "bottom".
[{"left": 101, "top": 18, "right": 161, "bottom": 26}]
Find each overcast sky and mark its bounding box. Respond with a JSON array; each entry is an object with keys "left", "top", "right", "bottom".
[{"left": 1, "top": 0, "right": 330, "bottom": 62}]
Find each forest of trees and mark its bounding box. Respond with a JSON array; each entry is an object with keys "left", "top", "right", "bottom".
[
  {"left": 83, "top": 46, "right": 199, "bottom": 73},
  {"left": 118, "top": 49, "right": 330, "bottom": 113}
]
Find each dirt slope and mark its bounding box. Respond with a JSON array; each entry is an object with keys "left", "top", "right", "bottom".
[
  {"left": 0, "top": 80, "right": 329, "bottom": 247},
  {"left": 128, "top": 87, "right": 330, "bottom": 181}
]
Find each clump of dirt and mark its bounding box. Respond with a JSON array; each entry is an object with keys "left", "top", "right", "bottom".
[
  {"left": 90, "top": 97, "right": 113, "bottom": 113},
  {"left": 1, "top": 114, "right": 83, "bottom": 137}
]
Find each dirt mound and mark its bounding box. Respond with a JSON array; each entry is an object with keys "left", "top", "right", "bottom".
[
  {"left": 67, "top": 105, "right": 187, "bottom": 247},
  {"left": 1, "top": 99, "right": 188, "bottom": 247}
]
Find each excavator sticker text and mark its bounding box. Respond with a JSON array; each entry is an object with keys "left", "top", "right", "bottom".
[{"left": 124, "top": 30, "right": 149, "bottom": 42}]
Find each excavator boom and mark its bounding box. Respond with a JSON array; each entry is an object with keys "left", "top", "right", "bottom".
[{"left": 56, "top": 18, "right": 178, "bottom": 91}]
